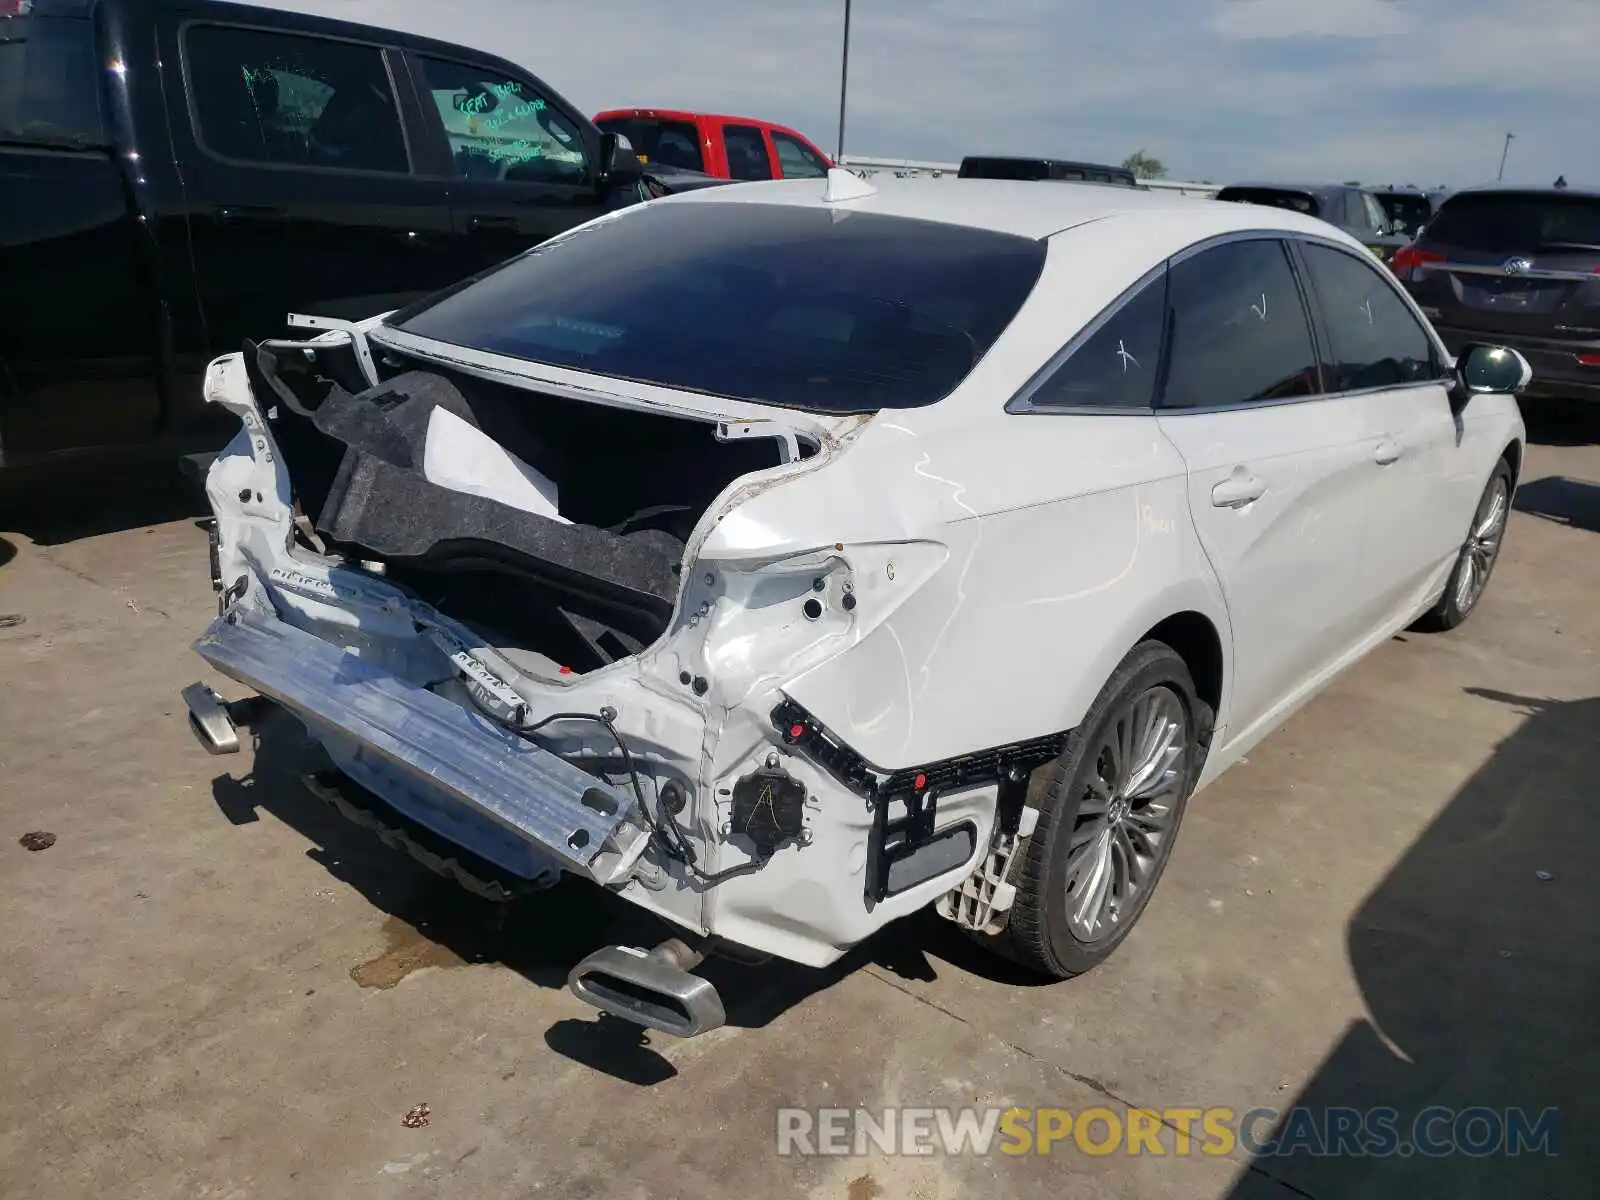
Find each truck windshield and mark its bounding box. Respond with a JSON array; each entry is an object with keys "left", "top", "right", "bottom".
[
  {"left": 0, "top": 12, "right": 108, "bottom": 148},
  {"left": 394, "top": 202, "right": 1047, "bottom": 413}
]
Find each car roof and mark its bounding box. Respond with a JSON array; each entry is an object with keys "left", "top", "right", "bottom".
[
  {"left": 133, "top": 0, "right": 542, "bottom": 80},
  {"left": 1444, "top": 183, "right": 1600, "bottom": 201},
  {"left": 1219, "top": 182, "right": 1350, "bottom": 198},
  {"left": 595, "top": 107, "right": 804, "bottom": 131},
  {"left": 656, "top": 175, "right": 1357, "bottom": 245}
]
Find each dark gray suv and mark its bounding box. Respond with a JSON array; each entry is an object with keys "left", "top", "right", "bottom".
[
  {"left": 1393, "top": 186, "right": 1600, "bottom": 403},
  {"left": 1215, "top": 182, "right": 1411, "bottom": 261}
]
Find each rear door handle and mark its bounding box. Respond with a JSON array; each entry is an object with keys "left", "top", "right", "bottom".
[
  {"left": 1211, "top": 469, "right": 1267, "bottom": 509},
  {"left": 215, "top": 204, "right": 288, "bottom": 225},
  {"left": 468, "top": 214, "right": 519, "bottom": 233},
  {"left": 1373, "top": 437, "right": 1403, "bottom": 465}
]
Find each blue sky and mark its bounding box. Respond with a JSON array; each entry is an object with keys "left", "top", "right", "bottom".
[{"left": 264, "top": 0, "right": 1600, "bottom": 187}]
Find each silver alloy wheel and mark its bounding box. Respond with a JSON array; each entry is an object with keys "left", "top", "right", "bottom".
[
  {"left": 1453, "top": 476, "right": 1509, "bottom": 614},
  {"left": 1064, "top": 685, "right": 1188, "bottom": 941}
]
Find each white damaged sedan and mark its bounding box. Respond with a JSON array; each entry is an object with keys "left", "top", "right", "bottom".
[{"left": 183, "top": 170, "right": 1529, "bottom": 1036}]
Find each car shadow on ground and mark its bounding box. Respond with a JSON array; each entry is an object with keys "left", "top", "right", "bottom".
[
  {"left": 1519, "top": 396, "right": 1598, "bottom": 447},
  {"left": 1226, "top": 690, "right": 1599, "bottom": 1200},
  {"left": 0, "top": 535, "right": 15, "bottom": 570},
  {"left": 0, "top": 461, "right": 207, "bottom": 546},
  {"left": 1512, "top": 475, "right": 1600, "bottom": 535}
]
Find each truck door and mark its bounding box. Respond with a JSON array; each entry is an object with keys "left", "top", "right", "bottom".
[
  {"left": 155, "top": 13, "right": 462, "bottom": 349},
  {"left": 402, "top": 53, "right": 607, "bottom": 278},
  {"left": 0, "top": 1, "right": 160, "bottom": 463},
  {"left": 721, "top": 122, "right": 775, "bottom": 182}
]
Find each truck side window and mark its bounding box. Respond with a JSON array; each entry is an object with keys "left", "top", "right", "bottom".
[
  {"left": 184, "top": 25, "right": 409, "bottom": 173},
  {"left": 416, "top": 57, "right": 589, "bottom": 186},
  {"left": 0, "top": 11, "right": 109, "bottom": 148},
  {"left": 722, "top": 124, "right": 772, "bottom": 181},
  {"left": 771, "top": 132, "right": 827, "bottom": 179}
]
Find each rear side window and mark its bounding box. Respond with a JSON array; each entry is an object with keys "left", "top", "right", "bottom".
[
  {"left": 595, "top": 117, "right": 703, "bottom": 173},
  {"left": 1424, "top": 192, "right": 1600, "bottom": 253},
  {"left": 184, "top": 25, "right": 408, "bottom": 173},
  {"left": 394, "top": 202, "right": 1047, "bottom": 412},
  {"left": 723, "top": 124, "right": 772, "bottom": 180},
  {"left": 1027, "top": 272, "right": 1168, "bottom": 409},
  {"left": 1161, "top": 239, "right": 1319, "bottom": 409},
  {"left": 0, "top": 13, "right": 107, "bottom": 147},
  {"left": 1298, "top": 244, "right": 1439, "bottom": 391},
  {"left": 772, "top": 131, "right": 828, "bottom": 179}
]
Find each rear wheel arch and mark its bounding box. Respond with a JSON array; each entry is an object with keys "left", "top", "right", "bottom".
[{"left": 1141, "top": 611, "right": 1223, "bottom": 736}]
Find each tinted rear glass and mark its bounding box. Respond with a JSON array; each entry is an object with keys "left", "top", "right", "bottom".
[
  {"left": 1424, "top": 192, "right": 1600, "bottom": 253},
  {"left": 1216, "top": 188, "right": 1321, "bottom": 218},
  {"left": 396, "top": 202, "right": 1046, "bottom": 412},
  {"left": 0, "top": 13, "right": 108, "bottom": 147},
  {"left": 595, "top": 117, "right": 704, "bottom": 173}
]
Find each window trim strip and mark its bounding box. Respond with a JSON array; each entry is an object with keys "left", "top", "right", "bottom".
[{"left": 1007, "top": 228, "right": 1457, "bottom": 416}]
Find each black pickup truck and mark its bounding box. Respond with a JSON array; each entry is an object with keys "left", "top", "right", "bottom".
[{"left": 0, "top": 0, "right": 718, "bottom": 471}]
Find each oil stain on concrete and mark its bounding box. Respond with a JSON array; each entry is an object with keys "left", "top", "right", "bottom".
[{"left": 350, "top": 915, "right": 470, "bottom": 989}]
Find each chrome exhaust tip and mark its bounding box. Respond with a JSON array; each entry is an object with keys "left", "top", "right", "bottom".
[
  {"left": 181, "top": 682, "right": 242, "bottom": 755},
  {"left": 568, "top": 939, "right": 727, "bottom": 1038}
]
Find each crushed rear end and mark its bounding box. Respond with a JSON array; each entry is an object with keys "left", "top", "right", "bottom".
[{"left": 180, "top": 319, "right": 1014, "bottom": 1033}]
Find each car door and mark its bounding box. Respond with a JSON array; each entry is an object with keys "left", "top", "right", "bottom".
[
  {"left": 1294, "top": 239, "right": 1481, "bottom": 619},
  {"left": 403, "top": 53, "right": 607, "bottom": 278},
  {"left": 162, "top": 15, "right": 461, "bottom": 348},
  {"left": 1155, "top": 237, "right": 1382, "bottom": 743}
]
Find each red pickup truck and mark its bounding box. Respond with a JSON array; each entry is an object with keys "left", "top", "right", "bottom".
[{"left": 592, "top": 108, "right": 833, "bottom": 181}]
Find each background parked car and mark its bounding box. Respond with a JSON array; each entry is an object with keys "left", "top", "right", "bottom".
[
  {"left": 1371, "top": 187, "right": 1449, "bottom": 239},
  {"left": 1215, "top": 182, "right": 1411, "bottom": 261},
  {"left": 956, "top": 156, "right": 1140, "bottom": 187},
  {"left": 1391, "top": 185, "right": 1600, "bottom": 404},
  {"left": 593, "top": 108, "right": 833, "bottom": 181},
  {"left": 0, "top": 0, "right": 700, "bottom": 472}
]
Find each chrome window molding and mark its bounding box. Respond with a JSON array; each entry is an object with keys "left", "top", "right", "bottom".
[{"left": 1008, "top": 228, "right": 1455, "bottom": 417}]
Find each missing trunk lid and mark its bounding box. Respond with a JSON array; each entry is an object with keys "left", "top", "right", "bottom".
[{"left": 245, "top": 341, "right": 807, "bottom": 673}]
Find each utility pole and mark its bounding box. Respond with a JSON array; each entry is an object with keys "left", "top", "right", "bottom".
[
  {"left": 836, "top": 0, "right": 852, "bottom": 163},
  {"left": 1497, "top": 131, "right": 1514, "bottom": 182}
]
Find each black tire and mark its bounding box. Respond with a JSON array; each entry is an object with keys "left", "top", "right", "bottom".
[
  {"left": 984, "top": 640, "right": 1206, "bottom": 978},
  {"left": 1413, "top": 459, "right": 1513, "bottom": 633}
]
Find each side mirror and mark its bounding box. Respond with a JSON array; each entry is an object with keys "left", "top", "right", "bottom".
[
  {"left": 598, "top": 131, "right": 643, "bottom": 184},
  {"left": 1454, "top": 344, "right": 1532, "bottom": 405}
]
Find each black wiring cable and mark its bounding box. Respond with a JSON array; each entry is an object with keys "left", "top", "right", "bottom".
[{"left": 461, "top": 687, "right": 762, "bottom": 884}]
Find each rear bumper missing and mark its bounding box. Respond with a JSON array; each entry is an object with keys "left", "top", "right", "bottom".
[{"left": 191, "top": 607, "right": 645, "bottom": 882}]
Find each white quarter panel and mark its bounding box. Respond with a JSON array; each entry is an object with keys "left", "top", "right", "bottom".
[
  {"left": 1158, "top": 397, "right": 1380, "bottom": 743},
  {"left": 773, "top": 413, "right": 1230, "bottom": 769}
]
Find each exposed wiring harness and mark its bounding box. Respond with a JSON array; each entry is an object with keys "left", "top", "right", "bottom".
[{"left": 462, "top": 689, "right": 760, "bottom": 885}]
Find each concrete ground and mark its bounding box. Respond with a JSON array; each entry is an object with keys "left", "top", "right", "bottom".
[{"left": 2, "top": 403, "right": 1595, "bottom": 1200}]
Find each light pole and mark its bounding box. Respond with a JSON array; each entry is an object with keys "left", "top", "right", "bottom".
[
  {"left": 836, "top": 0, "right": 852, "bottom": 163},
  {"left": 1497, "top": 131, "right": 1514, "bottom": 182}
]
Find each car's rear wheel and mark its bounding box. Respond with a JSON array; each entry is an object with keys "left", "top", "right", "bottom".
[
  {"left": 1414, "top": 459, "right": 1512, "bottom": 632},
  {"left": 986, "top": 640, "right": 1204, "bottom": 978}
]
